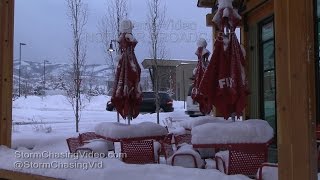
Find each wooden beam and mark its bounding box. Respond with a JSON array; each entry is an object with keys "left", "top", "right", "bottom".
[
  {"left": 0, "top": 0, "right": 13, "bottom": 147},
  {"left": 0, "top": 169, "right": 63, "bottom": 180},
  {"left": 275, "top": 0, "right": 317, "bottom": 179}
]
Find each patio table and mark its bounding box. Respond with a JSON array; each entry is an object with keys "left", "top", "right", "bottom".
[
  {"left": 94, "top": 122, "right": 167, "bottom": 164},
  {"left": 191, "top": 119, "right": 274, "bottom": 176}
]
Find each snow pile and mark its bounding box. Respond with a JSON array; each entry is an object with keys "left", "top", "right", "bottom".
[
  {"left": 169, "top": 127, "right": 188, "bottom": 135},
  {"left": 94, "top": 122, "right": 168, "bottom": 139},
  {"left": 191, "top": 119, "right": 274, "bottom": 144},
  {"left": 0, "top": 145, "right": 251, "bottom": 180},
  {"left": 179, "top": 116, "right": 229, "bottom": 130},
  {"left": 167, "top": 144, "right": 205, "bottom": 169}
]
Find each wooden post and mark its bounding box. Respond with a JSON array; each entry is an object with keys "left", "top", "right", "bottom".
[
  {"left": 0, "top": 0, "right": 14, "bottom": 147},
  {"left": 274, "top": 0, "right": 317, "bottom": 179}
]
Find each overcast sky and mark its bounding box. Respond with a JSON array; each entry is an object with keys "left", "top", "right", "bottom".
[{"left": 14, "top": 0, "right": 213, "bottom": 64}]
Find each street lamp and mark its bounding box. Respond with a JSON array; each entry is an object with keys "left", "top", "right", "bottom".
[
  {"left": 43, "top": 60, "right": 49, "bottom": 91},
  {"left": 19, "top": 42, "right": 27, "bottom": 97},
  {"left": 108, "top": 39, "right": 120, "bottom": 123}
]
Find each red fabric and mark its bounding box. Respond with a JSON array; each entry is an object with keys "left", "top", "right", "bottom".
[
  {"left": 111, "top": 33, "right": 142, "bottom": 119},
  {"left": 191, "top": 47, "right": 212, "bottom": 114},
  {"left": 198, "top": 8, "right": 249, "bottom": 119}
]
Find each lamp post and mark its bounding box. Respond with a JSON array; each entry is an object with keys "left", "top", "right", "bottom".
[
  {"left": 43, "top": 60, "right": 49, "bottom": 91},
  {"left": 18, "top": 42, "right": 26, "bottom": 97}
]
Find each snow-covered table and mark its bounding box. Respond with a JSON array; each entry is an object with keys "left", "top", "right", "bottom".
[
  {"left": 94, "top": 122, "right": 168, "bottom": 142},
  {"left": 192, "top": 119, "right": 274, "bottom": 146},
  {"left": 191, "top": 119, "right": 274, "bottom": 176},
  {"left": 179, "top": 116, "right": 232, "bottom": 131}
]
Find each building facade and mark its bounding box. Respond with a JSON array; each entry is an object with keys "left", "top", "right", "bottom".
[{"left": 141, "top": 59, "right": 197, "bottom": 100}]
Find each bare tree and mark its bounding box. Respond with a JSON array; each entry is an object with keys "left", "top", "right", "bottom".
[
  {"left": 147, "top": 0, "right": 166, "bottom": 124},
  {"left": 66, "top": 0, "right": 88, "bottom": 132},
  {"left": 98, "top": 0, "right": 128, "bottom": 91}
]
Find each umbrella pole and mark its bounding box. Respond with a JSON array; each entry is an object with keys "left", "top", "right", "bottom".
[
  {"left": 231, "top": 112, "right": 236, "bottom": 122},
  {"left": 117, "top": 112, "right": 120, "bottom": 123}
]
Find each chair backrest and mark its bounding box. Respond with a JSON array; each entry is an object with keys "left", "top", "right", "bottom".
[
  {"left": 257, "top": 163, "right": 278, "bottom": 180},
  {"left": 228, "top": 143, "right": 269, "bottom": 176},
  {"left": 66, "top": 137, "right": 83, "bottom": 153},
  {"left": 79, "top": 132, "right": 102, "bottom": 143},
  {"left": 79, "top": 132, "right": 114, "bottom": 151},
  {"left": 121, "top": 140, "right": 155, "bottom": 164},
  {"left": 159, "top": 133, "right": 174, "bottom": 159},
  {"left": 174, "top": 134, "right": 192, "bottom": 146}
]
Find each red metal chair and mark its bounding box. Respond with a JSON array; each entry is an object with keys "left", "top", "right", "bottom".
[
  {"left": 174, "top": 134, "right": 192, "bottom": 149},
  {"left": 79, "top": 132, "right": 115, "bottom": 152},
  {"left": 158, "top": 133, "right": 174, "bottom": 161},
  {"left": 257, "top": 163, "right": 278, "bottom": 180},
  {"left": 215, "top": 143, "right": 269, "bottom": 177},
  {"left": 171, "top": 153, "right": 200, "bottom": 168},
  {"left": 120, "top": 140, "right": 157, "bottom": 164},
  {"left": 66, "top": 137, "right": 93, "bottom": 153}
]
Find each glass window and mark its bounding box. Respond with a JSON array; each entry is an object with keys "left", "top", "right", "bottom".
[
  {"left": 261, "top": 22, "right": 274, "bottom": 41},
  {"left": 259, "top": 18, "right": 276, "bottom": 131}
]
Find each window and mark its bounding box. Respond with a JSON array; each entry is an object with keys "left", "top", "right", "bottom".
[{"left": 259, "top": 17, "right": 276, "bottom": 132}]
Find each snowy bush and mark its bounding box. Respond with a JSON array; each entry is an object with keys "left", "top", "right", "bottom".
[{"left": 30, "top": 117, "right": 53, "bottom": 133}]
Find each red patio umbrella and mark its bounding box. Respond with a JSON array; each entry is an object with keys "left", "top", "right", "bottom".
[
  {"left": 191, "top": 38, "right": 212, "bottom": 114},
  {"left": 198, "top": 6, "right": 249, "bottom": 119},
  {"left": 111, "top": 20, "right": 142, "bottom": 122}
]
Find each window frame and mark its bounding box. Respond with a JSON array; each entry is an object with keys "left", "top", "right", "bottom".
[{"left": 258, "top": 16, "right": 277, "bottom": 130}]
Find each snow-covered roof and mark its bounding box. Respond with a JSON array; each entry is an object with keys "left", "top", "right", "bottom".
[
  {"left": 94, "top": 122, "right": 168, "bottom": 140},
  {"left": 191, "top": 119, "right": 274, "bottom": 144}
]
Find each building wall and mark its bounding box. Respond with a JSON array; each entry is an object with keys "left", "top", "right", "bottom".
[{"left": 175, "top": 64, "right": 196, "bottom": 101}]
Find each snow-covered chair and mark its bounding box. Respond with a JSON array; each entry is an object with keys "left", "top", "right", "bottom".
[
  {"left": 257, "top": 163, "right": 278, "bottom": 180},
  {"left": 174, "top": 134, "right": 192, "bottom": 148},
  {"left": 158, "top": 133, "right": 174, "bottom": 162},
  {"left": 120, "top": 140, "right": 158, "bottom": 164},
  {"left": 66, "top": 137, "right": 92, "bottom": 153},
  {"left": 168, "top": 144, "right": 205, "bottom": 168},
  {"left": 79, "top": 132, "right": 115, "bottom": 152},
  {"left": 215, "top": 143, "right": 270, "bottom": 177}
]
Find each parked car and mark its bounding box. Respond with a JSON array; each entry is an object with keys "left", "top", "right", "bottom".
[
  {"left": 106, "top": 91, "right": 174, "bottom": 113},
  {"left": 185, "top": 85, "right": 204, "bottom": 117}
]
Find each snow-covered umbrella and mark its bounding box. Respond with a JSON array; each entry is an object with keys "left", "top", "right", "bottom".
[
  {"left": 111, "top": 19, "right": 142, "bottom": 124},
  {"left": 198, "top": 0, "right": 249, "bottom": 119}
]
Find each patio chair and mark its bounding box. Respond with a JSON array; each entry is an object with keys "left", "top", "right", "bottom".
[
  {"left": 120, "top": 140, "right": 157, "bottom": 164},
  {"left": 257, "top": 163, "right": 278, "bottom": 180},
  {"left": 79, "top": 132, "right": 115, "bottom": 152},
  {"left": 158, "top": 133, "right": 174, "bottom": 161},
  {"left": 169, "top": 144, "right": 206, "bottom": 168},
  {"left": 173, "top": 134, "right": 192, "bottom": 149},
  {"left": 215, "top": 143, "right": 269, "bottom": 177},
  {"left": 66, "top": 137, "right": 82, "bottom": 153}
]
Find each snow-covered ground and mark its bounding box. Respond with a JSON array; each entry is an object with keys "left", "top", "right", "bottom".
[{"left": 0, "top": 95, "right": 251, "bottom": 179}]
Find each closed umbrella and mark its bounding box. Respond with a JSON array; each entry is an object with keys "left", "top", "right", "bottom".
[
  {"left": 198, "top": 2, "right": 249, "bottom": 119},
  {"left": 111, "top": 20, "right": 142, "bottom": 124},
  {"left": 191, "top": 38, "right": 212, "bottom": 114}
]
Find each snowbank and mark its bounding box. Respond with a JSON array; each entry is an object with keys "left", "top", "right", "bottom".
[{"left": 0, "top": 145, "right": 251, "bottom": 180}]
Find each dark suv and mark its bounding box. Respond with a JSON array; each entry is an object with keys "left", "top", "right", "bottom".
[{"left": 106, "top": 92, "right": 174, "bottom": 113}]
